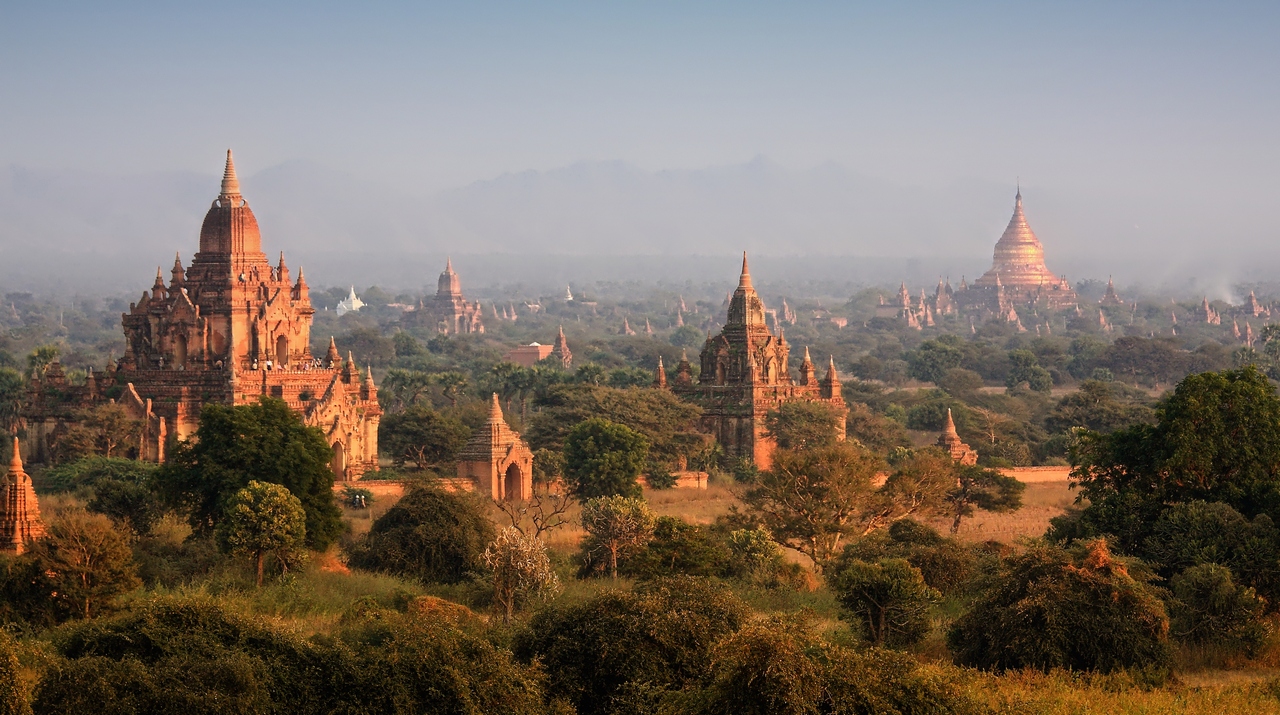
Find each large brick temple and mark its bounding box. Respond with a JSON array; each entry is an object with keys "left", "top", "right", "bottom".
[
  {"left": 670, "top": 254, "right": 845, "bottom": 469},
  {"left": 29, "top": 151, "right": 381, "bottom": 478}
]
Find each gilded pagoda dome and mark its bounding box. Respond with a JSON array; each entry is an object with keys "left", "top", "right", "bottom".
[
  {"left": 198, "top": 150, "right": 263, "bottom": 256},
  {"left": 973, "top": 189, "right": 1064, "bottom": 289}
]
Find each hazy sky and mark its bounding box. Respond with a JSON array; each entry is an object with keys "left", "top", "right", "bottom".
[{"left": 2, "top": 1, "right": 1279, "bottom": 280}]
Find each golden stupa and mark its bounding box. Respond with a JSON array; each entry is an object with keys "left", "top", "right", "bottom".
[{"left": 970, "top": 189, "right": 1076, "bottom": 309}]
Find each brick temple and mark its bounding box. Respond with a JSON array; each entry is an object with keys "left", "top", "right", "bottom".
[
  {"left": 34, "top": 151, "right": 383, "bottom": 478},
  {"left": 669, "top": 254, "right": 844, "bottom": 469}
]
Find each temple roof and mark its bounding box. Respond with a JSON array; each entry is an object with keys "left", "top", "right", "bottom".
[{"left": 197, "top": 149, "right": 263, "bottom": 258}]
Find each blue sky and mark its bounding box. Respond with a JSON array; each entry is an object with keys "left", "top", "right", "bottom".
[{"left": 2, "top": 1, "right": 1278, "bottom": 274}]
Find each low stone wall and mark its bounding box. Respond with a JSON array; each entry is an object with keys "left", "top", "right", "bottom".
[
  {"left": 638, "top": 471, "right": 709, "bottom": 490},
  {"left": 999, "top": 466, "right": 1072, "bottom": 483},
  {"left": 332, "top": 477, "right": 476, "bottom": 500}
]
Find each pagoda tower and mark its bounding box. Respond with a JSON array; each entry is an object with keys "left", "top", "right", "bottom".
[
  {"left": 405, "top": 258, "right": 485, "bottom": 334},
  {"left": 962, "top": 189, "right": 1077, "bottom": 312},
  {"left": 456, "top": 394, "right": 534, "bottom": 500},
  {"left": 0, "top": 438, "right": 46, "bottom": 554},
  {"left": 936, "top": 409, "right": 977, "bottom": 465},
  {"left": 671, "top": 254, "right": 845, "bottom": 468}
]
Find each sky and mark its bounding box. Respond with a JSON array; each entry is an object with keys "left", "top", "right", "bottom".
[{"left": 2, "top": 1, "right": 1279, "bottom": 290}]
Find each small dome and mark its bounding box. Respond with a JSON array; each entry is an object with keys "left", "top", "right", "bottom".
[{"left": 198, "top": 150, "right": 263, "bottom": 256}]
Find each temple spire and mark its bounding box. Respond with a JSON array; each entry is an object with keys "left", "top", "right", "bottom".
[
  {"left": 488, "top": 392, "right": 504, "bottom": 422},
  {"left": 221, "top": 149, "right": 241, "bottom": 197},
  {"left": 738, "top": 252, "right": 753, "bottom": 289},
  {"left": 943, "top": 408, "right": 958, "bottom": 437},
  {"left": 8, "top": 436, "right": 22, "bottom": 473}
]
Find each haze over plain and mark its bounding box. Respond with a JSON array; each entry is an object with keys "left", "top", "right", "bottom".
[{"left": 1, "top": 2, "right": 1277, "bottom": 293}]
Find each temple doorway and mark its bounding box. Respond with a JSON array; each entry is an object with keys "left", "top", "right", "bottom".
[
  {"left": 276, "top": 335, "right": 289, "bottom": 367},
  {"left": 173, "top": 335, "right": 187, "bottom": 369},
  {"left": 331, "top": 441, "right": 345, "bottom": 481},
  {"left": 503, "top": 463, "right": 522, "bottom": 501}
]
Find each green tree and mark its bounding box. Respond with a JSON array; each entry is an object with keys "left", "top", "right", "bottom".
[
  {"left": 482, "top": 527, "right": 560, "bottom": 624},
  {"left": 0, "top": 368, "right": 25, "bottom": 436},
  {"left": 88, "top": 479, "right": 163, "bottom": 536},
  {"left": 1005, "top": 349, "right": 1052, "bottom": 392},
  {"left": 947, "top": 464, "right": 1024, "bottom": 534},
  {"left": 580, "top": 495, "right": 656, "bottom": 579},
  {"left": 763, "top": 400, "right": 840, "bottom": 450},
  {"left": 562, "top": 418, "right": 649, "bottom": 499},
  {"left": 158, "top": 397, "right": 342, "bottom": 550},
  {"left": 217, "top": 481, "right": 307, "bottom": 587},
  {"left": 1044, "top": 380, "right": 1155, "bottom": 434},
  {"left": 31, "top": 509, "right": 140, "bottom": 620},
  {"left": 907, "top": 335, "right": 964, "bottom": 384},
  {"left": 830, "top": 558, "right": 938, "bottom": 647},
  {"left": 742, "top": 442, "right": 887, "bottom": 572},
  {"left": 948, "top": 540, "right": 1171, "bottom": 674},
  {"left": 25, "top": 345, "right": 58, "bottom": 379},
  {"left": 380, "top": 368, "right": 435, "bottom": 409},
  {"left": 435, "top": 370, "right": 470, "bottom": 407},
  {"left": 378, "top": 405, "right": 470, "bottom": 470},
  {"left": 349, "top": 485, "right": 494, "bottom": 584},
  {"left": 1070, "top": 367, "right": 1280, "bottom": 545},
  {"left": 526, "top": 384, "right": 704, "bottom": 470},
  {"left": 0, "top": 631, "right": 28, "bottom": 715}
]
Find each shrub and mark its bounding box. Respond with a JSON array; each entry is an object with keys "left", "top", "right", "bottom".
[
  {"left": 0, "top": 631, "right": 29, "bottom": 715},
  {"left": 349, "top": 485, "right": 493, "bottom": 584},
  {"left": 948, "top": 540, "right": 1171, "bottom": 675},
  {"left": 39, "top": 457, "right": 159, "bottom": 494},
  {"left": 835, "top": 520, "right": 976, "bottom": 596},
  {"left": 1142, "top": 501, "right": 1280, "bottom": 605},
  {"left": 831, "top": 559, "right": 938, "bottom": 647},
  {"left": 675, "top": 614, "right": 979, "bottom": 715},
  {"left": 513, "top": 576, "right": 748, "bottom": 715},
  {"left": 579, "top": 495, "right": 656, "bottom": 579},
  {"left": 1169, "top": 563, "right": 1267, "bottom": 651},
  {"left": 620, "top": 516, "right": 730, "bottom": 580},
  {"left": 482, "top": 527, "right": 560, "bottom": 624},
  {"left": 87, "top": 478, "right": 163, "bottom": 536}
]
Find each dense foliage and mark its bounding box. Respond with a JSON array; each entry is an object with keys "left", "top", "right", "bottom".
[{"left": 349, "top": 484, "right": 494, "bottom": 584}]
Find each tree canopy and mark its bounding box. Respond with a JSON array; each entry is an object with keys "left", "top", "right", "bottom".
[
  {"left": 562, "top": 418, "right": 649, "bottom": 499},
  {"left": 158, "top": 397, "right": 343, "bottom": 550}
]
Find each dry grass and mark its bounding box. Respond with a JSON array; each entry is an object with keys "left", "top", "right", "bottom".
[
  {"left": 963, "top": 669, "right": 1280, "bottom": 714},
  {"left": 926, "top": 480, "right": 1077, "bottom": 543}
]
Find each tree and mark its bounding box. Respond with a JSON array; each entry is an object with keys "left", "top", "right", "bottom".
[
  {"left": 380, "top": 369, "right": 435, "bottom": 409},
  {"left": 1044, "top": 380, "right": 1155, "bottom": 434},
  {"left": 1005, "top": 349, "right": 1052, "bottom": 392},
  {"left": 482, "top": 527, "right": 560, "bottom": 624},
  {"left": 526, "top": 384, "right": 704, "bottom": 470},
  {"left": 350, "top": 485, "right": 494, "bottom": 584},
  {"left": 874, "top": 448, "right": 957, "bottom": 531},
  {"left": 0, "top": 368, "right": 25, "bottom": 436},
  {"left": 741, "top": 442, "right": 885, "bottom": 571},
  {"left": 562, "top": 418, "right": 649, "bottom": 499},
  {"left": 435, "top": 371, "right": 470, "bottom": 407},
  {"left": 907, "top": 336, "right": 964, "bottom": 384},
  {"left": 31, "top": 509, "right": 140, "bottom": 620},
  {"left": 378, "top": 405, "right": 470, "bottom": 470},
  {"left": 763, "top": 401, "right": 840, "bottom": 450},
  {"left": 25, "top": 345, "right": 58, "bottom": 379},
  {"left": 88, "top": 478, "right": 163, "bottom": 536},
  {"left": 1070, "top": 367, "right": 1280, "bottom": 540},
  {"left": 158, "top": 397, "right": 343, "bottom": 550},
  {"left": 580, "top": 495, "right": 656, "bottom": 579},
  {"left": 947, "top": 464, "right": 1024, "bottom": 533},
  {"left": 948, "top": 540, "right": 1171, "bottom": 674},
  {"left": 217, "top": 481, "right": 307, "bottom": 587},
  {"left": 830, "top": 558, "right": 938, "bottom": 647},
  {"left": 82, "top": 403, "right": 142, "bottom": 458},
  {"left": 0, "top": 631, "right": 28, "bottom": 715}
]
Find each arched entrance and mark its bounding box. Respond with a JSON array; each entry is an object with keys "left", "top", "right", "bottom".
[
  {"left": 275, "top": 335, "right": 289, "bottom": 367},
  {"left": 503, "top": 462, "right": 522, "bottom": 501},
  {"left": 331, "top": 441, "right": 345, "bottom": 481},
  {"left": 173, "top": 334, "right": 187, "bottom": 369}
]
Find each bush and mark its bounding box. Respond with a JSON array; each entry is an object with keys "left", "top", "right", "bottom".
[
  {"left": 0, "top": 631, "right": 29, "bottom": 715},
  {"left": 675, "top": 614, "right": 979, "bottom": 715},
  {"left": 349, "top": 485, "right": 494, "bottom": 584},
  {"left": 513, "top": 576, "right": 748, "bottom": 715},
  {"left": 619, "top": 516, "right": 730, "bottom": 580},
  {"left": 1142, "top": 501, "right": 1280, "bottom": 606},
  {"left": 831, "top": 559, "right": 938, "bottom": 647},
  {"left": 835, "top": 520, "right": 976, "bottom": 596},
  {"left": 39, "top": 457, "right": 159, "bottom": 494},
  {"left": 948, "top": 540, "right": 1171, "bottom": 675},
  {"left": 1169, "top": 563, "right": 1267, "bottom": 651}
]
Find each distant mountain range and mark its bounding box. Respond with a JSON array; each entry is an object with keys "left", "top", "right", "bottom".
[{"left": 0, "top": 157, "right": 1269, "bottom": 296}]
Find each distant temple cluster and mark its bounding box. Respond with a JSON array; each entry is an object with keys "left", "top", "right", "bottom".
[{"left": 881, "top": 189, "right": 1077, "bottom": 332}]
